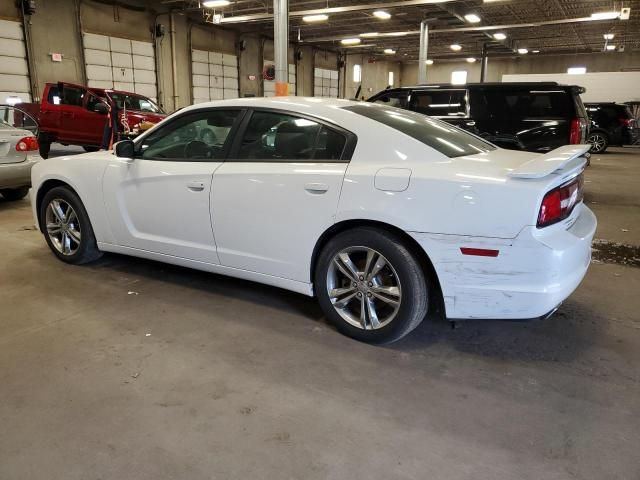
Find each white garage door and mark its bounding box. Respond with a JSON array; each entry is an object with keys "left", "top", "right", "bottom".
[
  {"left": 314, "top": 68, "right": 338, "bottom": 98},
  {"left": 0, "top": 19, "right": 31, "bottom": 103},
  {"left": 83, "top": 33, "right": 157, "bottom": 101},
  {"left": 191, "top": 49, "right": 239, "bottom": 104},
  {"left": 263, "top": 60, "right": 296, "bottom": 97}
]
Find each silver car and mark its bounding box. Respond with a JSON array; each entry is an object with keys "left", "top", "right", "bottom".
[{"left": 0, "top": 105, "right": 41, "bottom": 201}]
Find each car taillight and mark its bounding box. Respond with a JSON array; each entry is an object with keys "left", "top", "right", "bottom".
[
  {"left": 569, "top": 118, "right": 586, "bottom": 144},
  {"left": 619, "top": 117, "right": 634, "bottom": 127},
  {"left": 15, "top": 136, "right": 39, "bottom": 152},
  {"left": 537, "top": 174, "right": 584, "bottom": 228}
]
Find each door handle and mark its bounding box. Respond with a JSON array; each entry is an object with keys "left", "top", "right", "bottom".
[
  {"left": 304, "top": 182, "right": 329, "bottom": 194},
  {"left": 187, "top": 181, "right": 205, "bottom": 192}
]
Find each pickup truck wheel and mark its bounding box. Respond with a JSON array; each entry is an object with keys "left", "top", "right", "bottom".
[
  {"left": 1, "top": 187, "right": 29, "bottom": 201},
  {"left": 83, "top": 146, "right": 100, "bottom": 153},
  {"left": 38, "top": 135, "right": 51, "bottom": 159},
  {"left": 40, "top": 186, "right": 102, "bottom": 264}
]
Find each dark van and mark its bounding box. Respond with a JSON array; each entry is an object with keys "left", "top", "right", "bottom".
[{"left": 368, "top": 82, "right": 589, "bottom": 153}]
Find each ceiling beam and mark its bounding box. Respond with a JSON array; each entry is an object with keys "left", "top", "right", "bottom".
[{"left": 217, "top": 0, "right": 458, "bottom": 24}]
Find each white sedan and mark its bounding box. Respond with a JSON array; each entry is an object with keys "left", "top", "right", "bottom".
[{"left": 30, "top": 97, "right": 596, "bottom": 343}]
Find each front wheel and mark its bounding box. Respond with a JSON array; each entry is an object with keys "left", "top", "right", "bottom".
[
  {"left": 1, "top": 187, "right": 29, "bottom": 201},
  {"left": 40, "top": 186, "right": 102, "bottom": 264},
  {"left": 315, "top": 228, "right": 429, "bottom": 344},
  {"left": 588, "top": 132, "right": 609, "bottom": 153}
]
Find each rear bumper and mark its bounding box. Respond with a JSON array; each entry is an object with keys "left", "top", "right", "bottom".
[
  {"left": 0, "top": 154, "right": 41, "bottom": 189},
  {"left": 410, "top": 205, "right": 597, "bottom": 320}
]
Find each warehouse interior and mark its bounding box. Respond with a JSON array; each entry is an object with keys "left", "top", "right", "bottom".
[{"left": 1, "top": 0, "right": 639, "bottom": 479}]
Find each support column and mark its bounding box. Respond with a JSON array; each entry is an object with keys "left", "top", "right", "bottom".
[
  {"left": 417, "top": 20, "right": 429, "bottom": 84},
  {"left": 480, "top": 43, "right": 489, "bottom": 83},
  {"left": 273, "top": 0, "right": 289, "bottom": 96}
]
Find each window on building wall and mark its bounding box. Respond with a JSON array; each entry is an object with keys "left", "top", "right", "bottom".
[
  {"left": 388, "top": 71, "right": 394, "bottom": 87},
  {"left": 451, "top": 71, "right": 468, "bottom": 85},
  {"left": 353, "top": 64, "right": 361, "bottom": 83}
]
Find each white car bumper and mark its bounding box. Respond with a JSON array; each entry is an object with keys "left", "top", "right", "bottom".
[{"left": 411, "top": 204, "right": 597, "bottom": 320}]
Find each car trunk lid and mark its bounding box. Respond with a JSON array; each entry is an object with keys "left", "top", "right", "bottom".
[{"left": 0, "top": 127, "right": 30, "bottom": 164}]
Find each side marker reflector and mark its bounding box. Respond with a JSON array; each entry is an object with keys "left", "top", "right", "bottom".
[{"left": 460, "top": 247, "right": 499, "bottom": 257}]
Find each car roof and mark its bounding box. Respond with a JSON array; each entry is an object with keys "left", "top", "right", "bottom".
[
  {"left": 180, "top": 96, "right": 361, "bottom": 118},
  {"left": 379, "top": 82, "right": 583, "bottom": 92}
]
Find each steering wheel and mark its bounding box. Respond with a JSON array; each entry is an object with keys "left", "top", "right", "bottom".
[{"left": 184, "top": 140, "right": 212, "bottom": 159}]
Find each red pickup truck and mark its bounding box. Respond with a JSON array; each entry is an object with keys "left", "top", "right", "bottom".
[{"left": 21, "top": 82, "right": 166, "bottom": 158}]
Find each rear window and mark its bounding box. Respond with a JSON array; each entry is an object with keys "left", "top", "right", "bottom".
[
  {"left": 343, "top": 104, "right": 496, "bottom": 158},
  {"left": 471, "top": 90, "right": 576, "bottom": 119},
  {"left": 408, "top": 90, "right": 467, "bottom": 117}
]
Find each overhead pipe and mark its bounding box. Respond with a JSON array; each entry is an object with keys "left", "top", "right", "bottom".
[
  {"left": 417, "top": 20, "right": 429, "bottom": 84},
  {"left": 273, "top": 0, "right": 289, "bottom": 96}
]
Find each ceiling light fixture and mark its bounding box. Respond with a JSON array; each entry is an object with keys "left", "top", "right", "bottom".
[
  {"left": 426, "top": 59, "right": 434, "bottom": 65},
  {"left": 385, "top": 32, "right": 408, "bottom": 37},
  {"left": 466, "top": 57, "right": 476, "bottom": 63},
  {"left": 302, "top": 14, "right": 328, "bottom": 22},
  {"left": 493, "top": 32, "right": 507, "bottom": 40},
  {"left": 341, "top": 38, "right": 361, "bottom": 45},
  {"left": 464, "top": 13, "right": 481, "bottom": 23},
  {"left": 384, "top": 48, "right": 396, "bottom": 54},
  {"left": 517, "top": 48, "right": 528, "bottom": 54},
  {"left": 202, "top": 0, "right": 230, "bottom": 7},
  {"left": 450, "top": 44, "right": 462, "bottom": 51},
  {"left": 532, "top": 50, "right": 540, "bottom": 53},
  {"left": 360, "top": 32, "right": 379, "bottom": 37},
  {"left": 590, "top": 11, "right": 620, "bottom": 20},
  {"left": 567, "top": 66, "right": 587, "bottom": 74},
  {"left": 603, "top": 33, "right": 615, "bottom": 40},
  {"left": 373, "top": 10, "right": 391, "bottom": 20},
  {"left": 606, "top": 44, "right": 616, "bottom": 51}
]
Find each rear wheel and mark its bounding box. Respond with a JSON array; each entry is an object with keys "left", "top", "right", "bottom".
[
  {"left": 0, "top": 187, "right": 29, "bottom": 201},
  {"left": 588, "top": 131, "right": 609, "bottom": 153},
  {"left": 38, "top": 133, "right": 51, "bottom": 159},
  {"left": 315, "top": 228, "right": 429, "bottom": 344},
  {"left": 40, "top": 186, "right": 102, "bottom": 264}
]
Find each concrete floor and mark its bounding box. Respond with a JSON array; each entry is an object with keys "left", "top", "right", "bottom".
[{"left": 1, "top": 147, "right": 639, "bottom": 480}]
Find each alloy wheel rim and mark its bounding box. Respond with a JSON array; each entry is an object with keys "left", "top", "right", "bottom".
[
  {"left": 45, "top": 199, "right": 81, "bottom": 256},
  {"left": 589, "top": 134, "right": 606, "bottom": 152},
  {"left": 326, "top": 246, "right": 402, "bottom": 330}
]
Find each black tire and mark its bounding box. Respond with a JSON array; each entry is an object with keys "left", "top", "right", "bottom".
[
  {"left": 0, "top": 187, "right": 29, "bottom": 201},
  {"left": 38, "top": 133, "right": 51, "bottom": 159},
  {"left": 40, "top": 186, "right": 102, "bottom": 264},
  {"left": 83, "top": 146, "right": 100, "bottom": 153},
  {"left": 588, "top": 131, "right": 609, "bottom": 153},
  {"left": 315, "top": 228, "right": 430, "bottom": 344}
]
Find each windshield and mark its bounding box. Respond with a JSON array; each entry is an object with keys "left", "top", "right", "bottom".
[
  {"left": 107, "top": 93, "right": 163, "bottom": 114},
  {"left": 343, "top": 103, "right": 496, "bottom": 158}
]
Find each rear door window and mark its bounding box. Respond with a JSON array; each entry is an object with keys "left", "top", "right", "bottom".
[
  {"left": 234, "top": 110, "right": 348, "bottom": 162},
  {"left": 408, "top": 90, "right": 467, "bottom": 117}
]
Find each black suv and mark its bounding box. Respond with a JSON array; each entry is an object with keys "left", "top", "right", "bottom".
[
  {"left": 368, "top": 82, "right": 589, "bottom": 153},
  {"left": 585, "top": 102, "right": 638, "bottom": 153}
]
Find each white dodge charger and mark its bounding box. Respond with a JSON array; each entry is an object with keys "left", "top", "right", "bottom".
[{"left": 31, "top": 97, "right": 596, "bottom": 343}]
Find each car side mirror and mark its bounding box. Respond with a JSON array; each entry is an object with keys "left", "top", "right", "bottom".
[
  {"left": 114, "top": 139, "right": 135, "bottom": 158},
  {"left": 94, "top": 102, "right": 109, "bottom": 114}
]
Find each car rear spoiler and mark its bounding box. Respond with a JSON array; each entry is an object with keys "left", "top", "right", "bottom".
[{"left": 509, "top": 145, "right": 591, "bottom": 179}]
